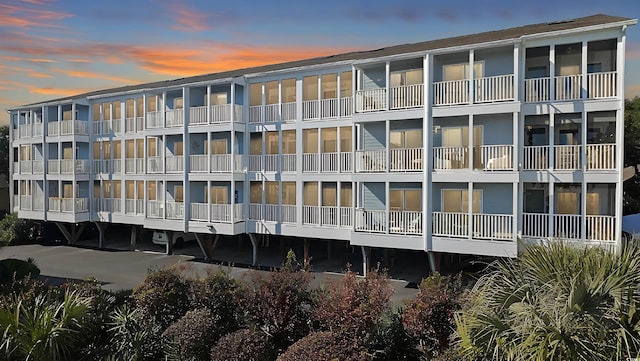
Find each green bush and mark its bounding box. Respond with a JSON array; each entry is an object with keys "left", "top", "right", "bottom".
[
  {"left": 210, "top": 328, "right": 275, "bottom": 361},
  {"left": 0, "top": 258, "right": 40, "bottom": 284},
  {"left": 0, "top": 213, "right": 35, "bottom": 245},
  {"left": 189, "top": 268, "right": 240, "bottom": 337},
  {"left": 368, "top": 313, "right": 422, "bottom": 361},
  {"left": 109, "top": 304, "right": 164, "bottom": 361},
  {"left": 132, "top": 266, "right": 192, "bottom": 329},
  {"left": 277, "top": 331, "right": 368, "bottom": 361},
  {"left": 163, "top": 308, "right": 219, "bottom": 361}
]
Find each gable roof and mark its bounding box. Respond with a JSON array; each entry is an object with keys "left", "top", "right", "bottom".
[{"left": 12, "top": 13, "right": 635, "bottom": 109}]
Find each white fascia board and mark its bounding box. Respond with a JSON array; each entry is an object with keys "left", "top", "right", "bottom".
[
  {"left": 519, "top": 19, "right": 637, "bottom": 43},
  {"left": 243, "top": 60, "right": 355, "bottom": 79},
  {"left": 8, "top": 99, "right": 75, "bottom": 111}
]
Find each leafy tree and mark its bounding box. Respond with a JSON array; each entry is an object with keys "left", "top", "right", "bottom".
[
  {"left": 0, "top": 124, "right": 8, "bottom": 178},
  {"left": 454, "top": 242, "right": 640, "bottom": 361},
  {"left": 0, "top": 212, "right": 35, "bottom": 246},
  {"left": 402, "top": 273, "right": 465, "bottom": 359},
  {"left": 624, "top": 97, "right": 640, "bottom": 214},
  {"left": 108, "top": 304, "right": 164, "bottom": 361},
  {"left": 210, "top": 328, "right": 275, "bottom": 361},
  {"left": 132, "top": 266, "right": 191, "bottom": 329},
  {"left": 189, "top": 268, "right": 240, "bottom": 338},
  {"left": 277, "top": 331, "right": 368, "bottom": 361},
  {"left": 163, "top": 308, "right": 219, "bottom": 361}
]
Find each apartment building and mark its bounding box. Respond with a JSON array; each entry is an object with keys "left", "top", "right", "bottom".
[{"left": 8, "top": 14, "right": 636, "bottom": 270}]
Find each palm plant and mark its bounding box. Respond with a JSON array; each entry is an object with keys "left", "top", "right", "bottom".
[
  {"left": 455, "top": 242, "right": 640, "bottom": 361},
  {"left": 0, "top": 290, "right": 91, "bottom": 361}
]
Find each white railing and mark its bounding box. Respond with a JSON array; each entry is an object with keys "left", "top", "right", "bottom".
[
  {"left": 20, "top": 160, "right": 32, "bottom": 174},
  {"left": 524, "top": 77, "right": 550, "bottom": 102},
  {"left": 281, "top": 205, "right": 296, "bottom": 224},
  {"left": 190, "top": 203, "right": 208, "bottom": 221},
  {"left": 249, "top": 203, "right": 262, "bottom": 220},
  {"left": 32, "top": 197, "right": 44, "bottom": 211},
  {"left": 522, "top": 213, "right": 549, "bottom": 238},
  {"left": 355, "top": 89, "right": 387, "bottom": 112},
  {"left": 233, "top": 104, "right": 244, "bottom": 123},
  {"left": 303, "top": 205, "right": 319, "bottom": 225},
  {"left": 125, "top": 159, "right": 137, "bottom": 174},
  {"left": 125, "top": 117, "right": 136, "bottom": 132},
  {"left": 319, "top": 206, "right": 338, "bottom": 227},
  {"left": 523, "top": 146, "right": 549, "bottom": 170},
  {"left": 340, "top": 152, "right": 353, "bottom": 173},
  {"left": 63, "top": 120, "right": 88, "bottom": 135},
  {"left": 233, "top": 203, "right": 244, "bottom": 222},
  {"left": 355, "top": 209, "right": 387, "bottom": 233},
  {"left": 320, "top": 98, "right": 338, "bottom": 118},
  {"left": 555, "top": 145, "right": 581, "bottom": 170},
  {"left": 48, "top": 197, "right": 60, "bottom": 212},
  {"left": 281, "top": 154, "right": 296, "bottom": 172},
  {"left": 264, "top": 104, "right": 279, "bottom": 123},
  {"left": 211, "top": 204, "right": 231, "bottom": 222},
  {"left": 76, "top": 160, "right": 89, "bottom": 173},
  {"left": 211, "top": 104, "right": 233, "bottom": 123},
  {"left": 189, "top": 106, "right": 208, "bottom": 125},
  {"left": 249, "top": 155, "right": 262, "bottom": 172},
  {"left": 19, "top": 195, "right": 32, "bottom": 211},
  {"left": 165, "top": 109, "right": 183, "bottom": 127},
  {"left": 59, "top": 120, "right": 74, "bottom": 135},
  {"left": 390, "top": 148, "right": 423, "bottom": 172},
  {"left": 587, "top": 71, "right": 617, "bottom": 99},
  {"left": 165, "top": 156, "right": 184, "bottom": 173},
  {"left": 432, "top": 212, "right": 468, "bottom": 237},
  {"left": 555, "top": 74, "right": 581, "bottom": 101},
  {"left": 321, "top": 153, "right": 339, "bottom": 173},
  {"left": 136, "top": 117, "right": 144, "bottom": 131},
  {"left": 356, "top": 149, "right": 387, "bottom": 172},
  {"left": 97, "top": 198, "right": 121, "bottom": 213},
  {"left": 32, "top": 160, "right": 43, "bottom": 174},
  {"left": 33, "top": 123, "right": 43, "bottom": 137},
  {"left": 147, "top": 156, "right": 163, "bottom": 173},
  {"left": 125, "top": 199, "right": 136, "bottom": 214},
  {"left": 433, "top": 147, "right": 469, "bottom": 170},
  {"left": 146, "top": 200, "right": 163, "bottom": 218},
  {"left": 165, "top": 202, "right": 184, "bottom": 219},
  {"left": 282, "top": 102, "right": 296, "bottom": 122},
  {"left": 433, "top": 79, "right": 469, "bottom": 105},
  {"left": 264, "top": 154, "right": 279, "bottom": 172},
  {"left": 94, "top": 120, "right": 110, "bottom": 134},
  {"left": 135, "top": 199, "right": 144, "bottom": 215},
  {"left": 211, "top": 154, "right": 232, "bottom": 172},
  {"left": 47, "top": 121, "right": 59, "bottom": 136},
  {"left": 264, "top": 204, "right": 279, "bottom": 222},
  {"left": 303, "top": 100, "right": 320, "bottom": 120},
  {"left": 389, "top": 211, "right": 422, "bottom": 235},
  {"left": 60, "top": 159, "right": 74, "bottom": 173},
  {"left": 92, "top": 160, "right": 104, "bottom": 174},
  {"left": 190, "top": 155, "right": 208, "bottom": 172},
  {"left": 249, "top": 106, "right": 261, "bottom": 124},
  {"left": 48, "top": 160, "right": 59, "bottom": 173},
  {"left": 553, "top": 214, "right": 581, "bottom": 239},
  {"left": 391, "top": 84, "right": 424, "bottom": 109},
  {"left": 586, "top": 144, "right": 615, "bottom": 170},
  {"left": 233, "top": 154, "right": 244, "bottom": 172},
  {"left": 58, "top": 198, "right": 88, "bottom": 213},
  {"left": 112, "top": 119, "right": 122, "bottom": 134},
  {"left": 113, "top": 159, "right": 122, "bottom": 173},
  {"left": 340, "top": 207, "right": 353, "bottom": 228},
  {"left": 146, "top": 111, "right": 163, "bottom": 128},
  {"left": 473, "top": 214, "right": 513, "bottom": 240},
  {"left": 19, "top": 124, "right": 32, "bottom": 138},
  {"left": 474, "top": 75, "right": 514, "bottom": 103},
  {"left": 481, "top": 145, "right": 513, "bottom": 171},
  {"left": 340, "top": 97, "right": 353, "bottom": 117},
  {"left": 302, "top": 153, "right": 319, "bottom": 173},
  {"left": 586, "top": 215, "right": 616, "bottom": 242}
]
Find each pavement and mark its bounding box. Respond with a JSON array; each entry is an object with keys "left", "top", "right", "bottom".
[{"left": 0, "top": 242, "right": 422, "bottom": 307}]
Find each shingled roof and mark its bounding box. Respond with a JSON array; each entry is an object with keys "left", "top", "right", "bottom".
[{"left": 13, "top": 13, "right": 634, "bottom": 109}]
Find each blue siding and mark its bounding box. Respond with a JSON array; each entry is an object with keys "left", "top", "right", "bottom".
[
  {"left": 190, "top": 88, "right": 206, "bottom": 107},
  {"left": 190, "top": 182, "right": 206, "bottom": 202},
  {"left": 362, "top": 67, "right": 386, "bottom": 90},
  {"left": 475, "top": 183, "right": 513, "bottom": 214},
  {"left": 475, "top": 114, "right": 512, "bottom": 145},
  {"left": 363, "top": 122, "right": 385, "bottom": 149},
  {"left": 362, "top": 182, "right": 385, "bottom": 210},
  {"left": 390, "top": 118, "right": 422, "bottom": 131}
]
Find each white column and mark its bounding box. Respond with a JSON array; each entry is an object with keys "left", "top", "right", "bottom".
[
  {"left": 206, "top": 85, "right": 211, "bottom": 124},
  {"left": 513, "top": 43, "right": 520, "bottom": 101},
  {"left": 549, "top": 112, "right": 555, "bottom": 169},
  {"left": 468, "top": 114, "right": 474, "bottom": 170},
  {"left": 162, "top": 92, "right": 167, "bottom": 128},
  {"left": 423, "top": 53, "right": 432, "bottom": 250},
  {"left": 385, "top": 181, "right": 390, "bottom": 234},
  {"left": 352, "top": 66, "right": 357, "bottom": 114},
  {"left": 336, "top": 72, "right": 342, "bottom": 116},
  {"left": 385, "top": 120, "right": 390, "bottom": 172},
  {"left": 469, "top": 50, "right": 475, "bottom": 104},
  {"left": 615, "top": 31, "right": 626, "bottom": 249},
  {"left": 548, "top": 181, "right": 555, "bottom": 238},
  {"left": 468, "top": 182, "right": 473, "bottom": 239},
  {"left": 385, "top": 61, "right": 390, "bottom": 110},
  {"left": 549, "top": 45, "right": 556, "bottom": 101}
]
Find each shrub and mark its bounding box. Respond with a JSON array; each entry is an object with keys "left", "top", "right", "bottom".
[
  {"left": 190, "top": 268, "right": 240, "bottom": 336},
  {"left": 163, "top": 308, "right": 219, "bottom": 361},
  {"left": 109, "top": 304, "right": 164, "bottom": 361},
  {"left": 368, "top": 313, "right": 422, "bottom": 361},
  {"left": 132, "top": 266, "right": 191, "bottom": 329},
  {"left": 277, "top": 331, "right": 368, "bottom": 361},
  {"left": 0, "top": 258, "right": 40, "bottom": 284},
  {"left": 313, "top": 269, "right": 393, "bottom": 339},
  {"left": 238, "top": 252, "right": 315, "bottom": 352},
  {"left": 402, "top": 273, "right": 465, "bottom": 358},
  {"left": 210, "top": 328, "right": 275, "bottom": 361},
  {"left": 0, "top": 213, "right": 34, "bottom": 245}
]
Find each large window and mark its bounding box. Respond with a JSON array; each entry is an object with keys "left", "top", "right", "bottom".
[
  {"left": 390, "top": 69, "right": 423, "bottom": 86},
  {"left": 321, "top": 74, "right": 337, "bottom": 99},
  {"left": 340, "top": 183, "right": 352, "bottom": 207},
  {"left": 266, "top": 81, "right": 278, "bottom": 105},
  {"left": 250, "top": 133, "right": 262, "bottom": 155},
  {"left": 441, "top": 126, "right": 482, "bottom": 147},
  {"left": 265, "top": 181, "right": 279, "bottom": 204},
  {"left": 390, "top": 129, "right": 422, "bottom": 149},
  {"left": 390, "top": 189, "right": 421, "bottom": 212},
  {"left": 249, "top": 83, "right": 262, "bottom": 106},
  {"left": 340, "top": 127, "right": 352, "bottom": 152},
  {"left": 126, "top": 99, "right": 134, "bottom": 118},
  {"left": 443, "top": 62, "right": 484, "bottom": 81},
  {"left": 210, "top": 92, "right": 227, "bottom": 105},
  {"left": 442, "top": 189, "right": 481, "bottom": 213},
  {"left": 303, "top": 76, "right": 318, "bottom": 101},
  {"left": 266, "top": 132, "right": 279, "bottom": 154},
  {"left": 282, "top": 131, "right": 296, "bottom": 154},
  {"left": 322, "top": 128, "right": 337, "bottom": 153},
  {"left": 250, "top": 182, "right": 262, "bottom": 203},
  {"left": 282, "top": 78, "right": 296, "bottom": 103},
  {"left": 340, "top": 71, "right": 352, "bottom": 97},
  {"left": 210, "top": 186, "right": 228, "bottom": 204},
  {"left": 303, "top": 129, "right": 318, "bottom": 153},
  {"left": 210, "top": 138, "right": 227, "bottom": 155},
  {"left": 304, "top": 182, "right": 318, "bottom": 206},
  {"left": 282, "top": 182, "right": 296, "bottom": 205},
  {"left": 322, "top": 183, "right": 337, "bottom": 206}
]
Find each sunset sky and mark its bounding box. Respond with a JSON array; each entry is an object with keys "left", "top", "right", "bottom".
[{"left": 1, "top": 0, "right": 639, "bottom": 125}]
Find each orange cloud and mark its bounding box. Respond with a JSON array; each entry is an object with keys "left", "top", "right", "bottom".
[
  {"left": 28, "top": 71, "right": 52, "bottom": 78},
  {"left": 28, "top": 86, "right": 88, "bottom": 96},
  {"left": 68, "top": 59, "right": 91, "bottom": 64},
  {"left": 52, "top": 68, "right": 132, "bottom": 84},
  {"left": 0, "top": 3, "right": 73, "bottom": 28},
  {"left": 169, "top": 3, "right": 210, "bottom": 32}
]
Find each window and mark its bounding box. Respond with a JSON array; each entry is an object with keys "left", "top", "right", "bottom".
[
  {"left": 147, "top": 137, "right": 157, "bottom": 157},
  {"left": 266, "top": 132, "right": 279, "bottom": 154},
  {"left": 321, "top": 74, "right": 337, "bottom": 99},
  {"left": 443, "top": 62, "right": 483, "bottom": 81},
  {"left": 322, "top": 183, "right": 337, "bottom": 206},
  {"left": 210, "top": 92, "right": 227, "bottom": 105},
  {"left": 303, "top": 129, "right": 318, "bottom": 153},
  {"left": 282, "top": 78, "right": 296, "bottom": 103},
  {"left": 113, "top": 101, "right": 121, "bottom": 118},
  {"left": 304, "top": 182, "right": 318, "bottom": 206},
  {"left": 126, "top": 99, "right": 134, "bottom": 118},
  {"left": 587, "top": 63, "right": 602, "bottom": 73},
  {"left": 526, "top": 66, "right": 547, "bottom": 79},
  {"left": 282, "top": 182, "right": 296, "bottom": 205},
  {"left": 282, "top": 131, "right": 296, "bottom": 154},
  {"left": 390, "top": 129, "right": 422, "bottom": 149},
  {"left": 147, "top": 96, "right": 157, "bottom": 112},
  {"left": 266, "top": 81, "right": 278, "bottom": 105},
  {"left": 210, "top": 186, "right": 228, "bottom": 204},
  {"left": 340, "top": 127, "right": 352, "bottom": 152},
  {"left": 92, "top": 104, "right": 101, "bottom": 121},
  {"left": 340, "top": 183, "right": 352, "bottom": 207},
  {"left": 390, "top": 189, "right": 421, "bottom": 212},
  {"left": 390, "top": 69, "right": 423, "bottom": 86},
  {"left": 442, "top": 189, "right": 481, "bottom": 213},
  {"left": 210, "top": 138, "right": 227, "bottom": 155},
  {"left": 102, "top": 102, "right": 111, "bottom": 120},
  {"left": 265, "top": 182, "right": 279, "bottom": 204},
  {"left": 136, "top": 181, "right": 144, "bottom": 200},
  {"left": 556, "top": 190, "right": 578, "bottom": 214},
  {"left": 250, "top": 182, "right": 262, "bottom": 203},
  {"left": 250, "top": 133, "right": 262, "bottom": 155},
  {"left": 303, "top": 76, "right": 318, "bottom": 101},
  {"left": 322, "top": 128, "right": 337, "bottom": 152},
  {"left": 249, "top": 83, "right": 262, "bottom": 106},
  {"left": 173, "top": 185, "right": 183, "bottom": 202},
  {"left": 526, "top": 126, "right": 547, "bottom": 146},
  {"left": 147, "top": 181, "right": 157, "bottom": 201},
  {"left": 441, "top": 126, "right": 482, "bottom": 147},
  {"left": 126, "top": 180, "right": 135, "bottom": 199},
  {"left": 136, "top": 97, "right": 143, "bottom": 116},
  {"left": 173, "top": 141, "right": 183, "bottom": 156},
  {"left": 173, "top": 97, "right": 183, "bottom": 109},
  {"left": 340, "top": 71, "right": 352, "bottom": 97}
]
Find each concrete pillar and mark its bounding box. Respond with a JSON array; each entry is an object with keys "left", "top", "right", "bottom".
[
  {"left": 361, "top": 246, "right": 370, "bottom": 276},
  {"left": 165, "top": 230, "right": 173, "bottom": 255},
  {"left": 130, "top": 225, "right": 137, "bottom": 250},
  {"left": 303, "top": 238, "right": 310, "bottom": 270},
  {"left": 248, "top": 233, "right": 258, "bottom": 266}
]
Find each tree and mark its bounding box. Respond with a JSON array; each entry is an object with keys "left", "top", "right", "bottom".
[
  {"left": 624, "top": 97, "right": 640, "bottom": 214},
  {"left": 454, "top": 242, "right": 640, "bottom": 360},
  {"left": 0, "top": 124, "right": 8, "bottom": 179}
]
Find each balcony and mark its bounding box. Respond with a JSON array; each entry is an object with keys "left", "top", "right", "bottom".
[
  {"left": 146, "top": 111, "right": 163, "bottom": 129},
  {"left": 282, "top": 102, "right": 296, "bottom": 121},
  {"left": 249, "top": 203, "right": 280, "bottom": 222},
  {"left": 146, "top": 156, "right": 163, "bottom": 173},
  {"left": 190, "top": 203, "right": 244, "bottom": 223},
  {"left": 555, "top": 145, "right": 581, "bottom": 170},
  {"left": 355, "top": 150, "right": 386, "bottom": 172},
  {"left": 60, "top": 159, "right": 89, "bottom": 174},
  {"left": 586, "top": 144, "right": 615, "bottom": 170},
  {"left": 302, "top": 206, "right": 353, "bottom": 228},
  {"left": 190, "top": 154, "right": 244, "bottom": 173},
  {"left": 432, "top": 145, "right": 513, "bottom": 171},
  {"left": 523, "top": 146, "right": 549, "bottom": 170},
  {"left": 19, "top": 160, "right": 32, "bottom": 174},
  {"left": 524, "top": 72, "right": 618, "bottom": 102},
  {"left": 166, "top": 201, "right": 184, "bottom": 219},
  {"left": 433, "top": 79, "right": 469, "bottom": 106},
  {"left": 146, "top": 200, "right": 163, "bottom": 218},
  {"left": 166, "top": 109, "right": 183, "bottom": 127},
  {"left": 189, "top": 105, "right": 243, "bottom": 125},
  {"left": 95, "top": 198, "right": 121, "bottom": 213},
  {"left": 302, "top": 152, "right": 352, "bottom": 173},
  {"left": 125, "top": 199, "right": 144, "bottom": 215},
  {"left": 523, "top": 213, "right": 615, "bottom": 242},
  {"left": 523, "top": 144, "right": 615, "bottom": 171},
  {"left": 48, "top": 197, "right": 89, "bottom": 213},
  {"left": 165, "top": 156, "right": 184, "bottom": 173},
  {"left": 125, "top": 158, "right": 145, "bottom": 174},
  {"left": 355, "top": 89, "right": 387, "bottom": 112},
  {"left": 432, "top": 212, "right": 513, "bottom": 240}
]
